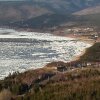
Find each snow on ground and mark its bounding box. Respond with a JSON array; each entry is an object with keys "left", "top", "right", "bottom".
[{"left": 0, "top": 28, "right": 91, "bottom": 79}]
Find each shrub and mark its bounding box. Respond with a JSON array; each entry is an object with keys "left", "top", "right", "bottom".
[{"left": 0, "top": 89, "right": 12, "bottom": 100}]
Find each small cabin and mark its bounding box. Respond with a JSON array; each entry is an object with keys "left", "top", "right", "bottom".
[
  {"left": 90, "top": 34, "right": 99, "bottom": 40},
  {"left": 57, "top": 66, "right": 67, "bottom": 72},
  {"left": 86, "top": 62, "right": 100, "bottom": 67}
]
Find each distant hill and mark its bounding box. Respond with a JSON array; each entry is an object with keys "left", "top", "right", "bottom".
[
  {"left": 9, "top": 13, "right": 76, "bottom": 29},
  {"left": 73, "top": 5, "right": 100, "bottom": 15},
  {"left": 0, "top": 0, "right": 100, "bottom": 27},
  {"left": 0, "top": 1, "right": 51, "bottom": 23}
]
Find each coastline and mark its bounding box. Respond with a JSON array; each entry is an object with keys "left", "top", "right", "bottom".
[
  {"left": 71, "top": 47, "right": 89, "bottom": 61},
  {"left": 64, "top": 34, "right": 95, "bottom": 62},
  {"left": 0, "top": 28, "right": 96, "bottom": 80}
]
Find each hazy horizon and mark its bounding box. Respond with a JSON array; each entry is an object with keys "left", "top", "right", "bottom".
[{"left": 0, "top": 0, "right": 28, "bottom": 1}]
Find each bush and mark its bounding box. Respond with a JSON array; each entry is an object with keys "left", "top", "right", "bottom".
[{"left": 0, "top": 89, "right": 12, "bottom": 100}]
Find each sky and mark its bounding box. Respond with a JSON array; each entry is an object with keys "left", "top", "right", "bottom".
[{"left": 0, "top": 0, "right": 28, "bottom": 1}]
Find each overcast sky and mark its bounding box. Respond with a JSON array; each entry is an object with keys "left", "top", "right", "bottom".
[{"left": 0, "top": 0, "right": 28, "bottom": 1}]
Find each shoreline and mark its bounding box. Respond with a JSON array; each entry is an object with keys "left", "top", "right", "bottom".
[
  {"left": 50, "top": 32, "right": 95, "bottom": 62},
  {"left": 0, "top": 28, "right": 96, "bottom": 80},
  {"left": 0, "top": 28, "right": 93, "bottom": 60},
  {"left": 71, "top": 47, "right": 89, "bottom": 61},
  {"left": 64, "top": 34, "right": 95, "bottom": 61}
]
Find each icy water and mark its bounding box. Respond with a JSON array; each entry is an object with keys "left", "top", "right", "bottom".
[{"left": 0, "top": 28, "right": 91, "bottom": 79}]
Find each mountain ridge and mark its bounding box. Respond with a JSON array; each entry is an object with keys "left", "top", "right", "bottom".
[{"left": 0, "top": 0, "right": 100, "bottom": 27}]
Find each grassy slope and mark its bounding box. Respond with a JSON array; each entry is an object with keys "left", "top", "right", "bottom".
[
  {"left": 0, "top": 67, "right": 100, "bottom": 100},
  {"left": 80, "top": 42, "right": 100, "bottom": 62}
]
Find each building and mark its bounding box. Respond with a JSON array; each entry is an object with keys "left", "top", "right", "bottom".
[{"left": 57, "top": 66, "right": 67, "bottom": 72}]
